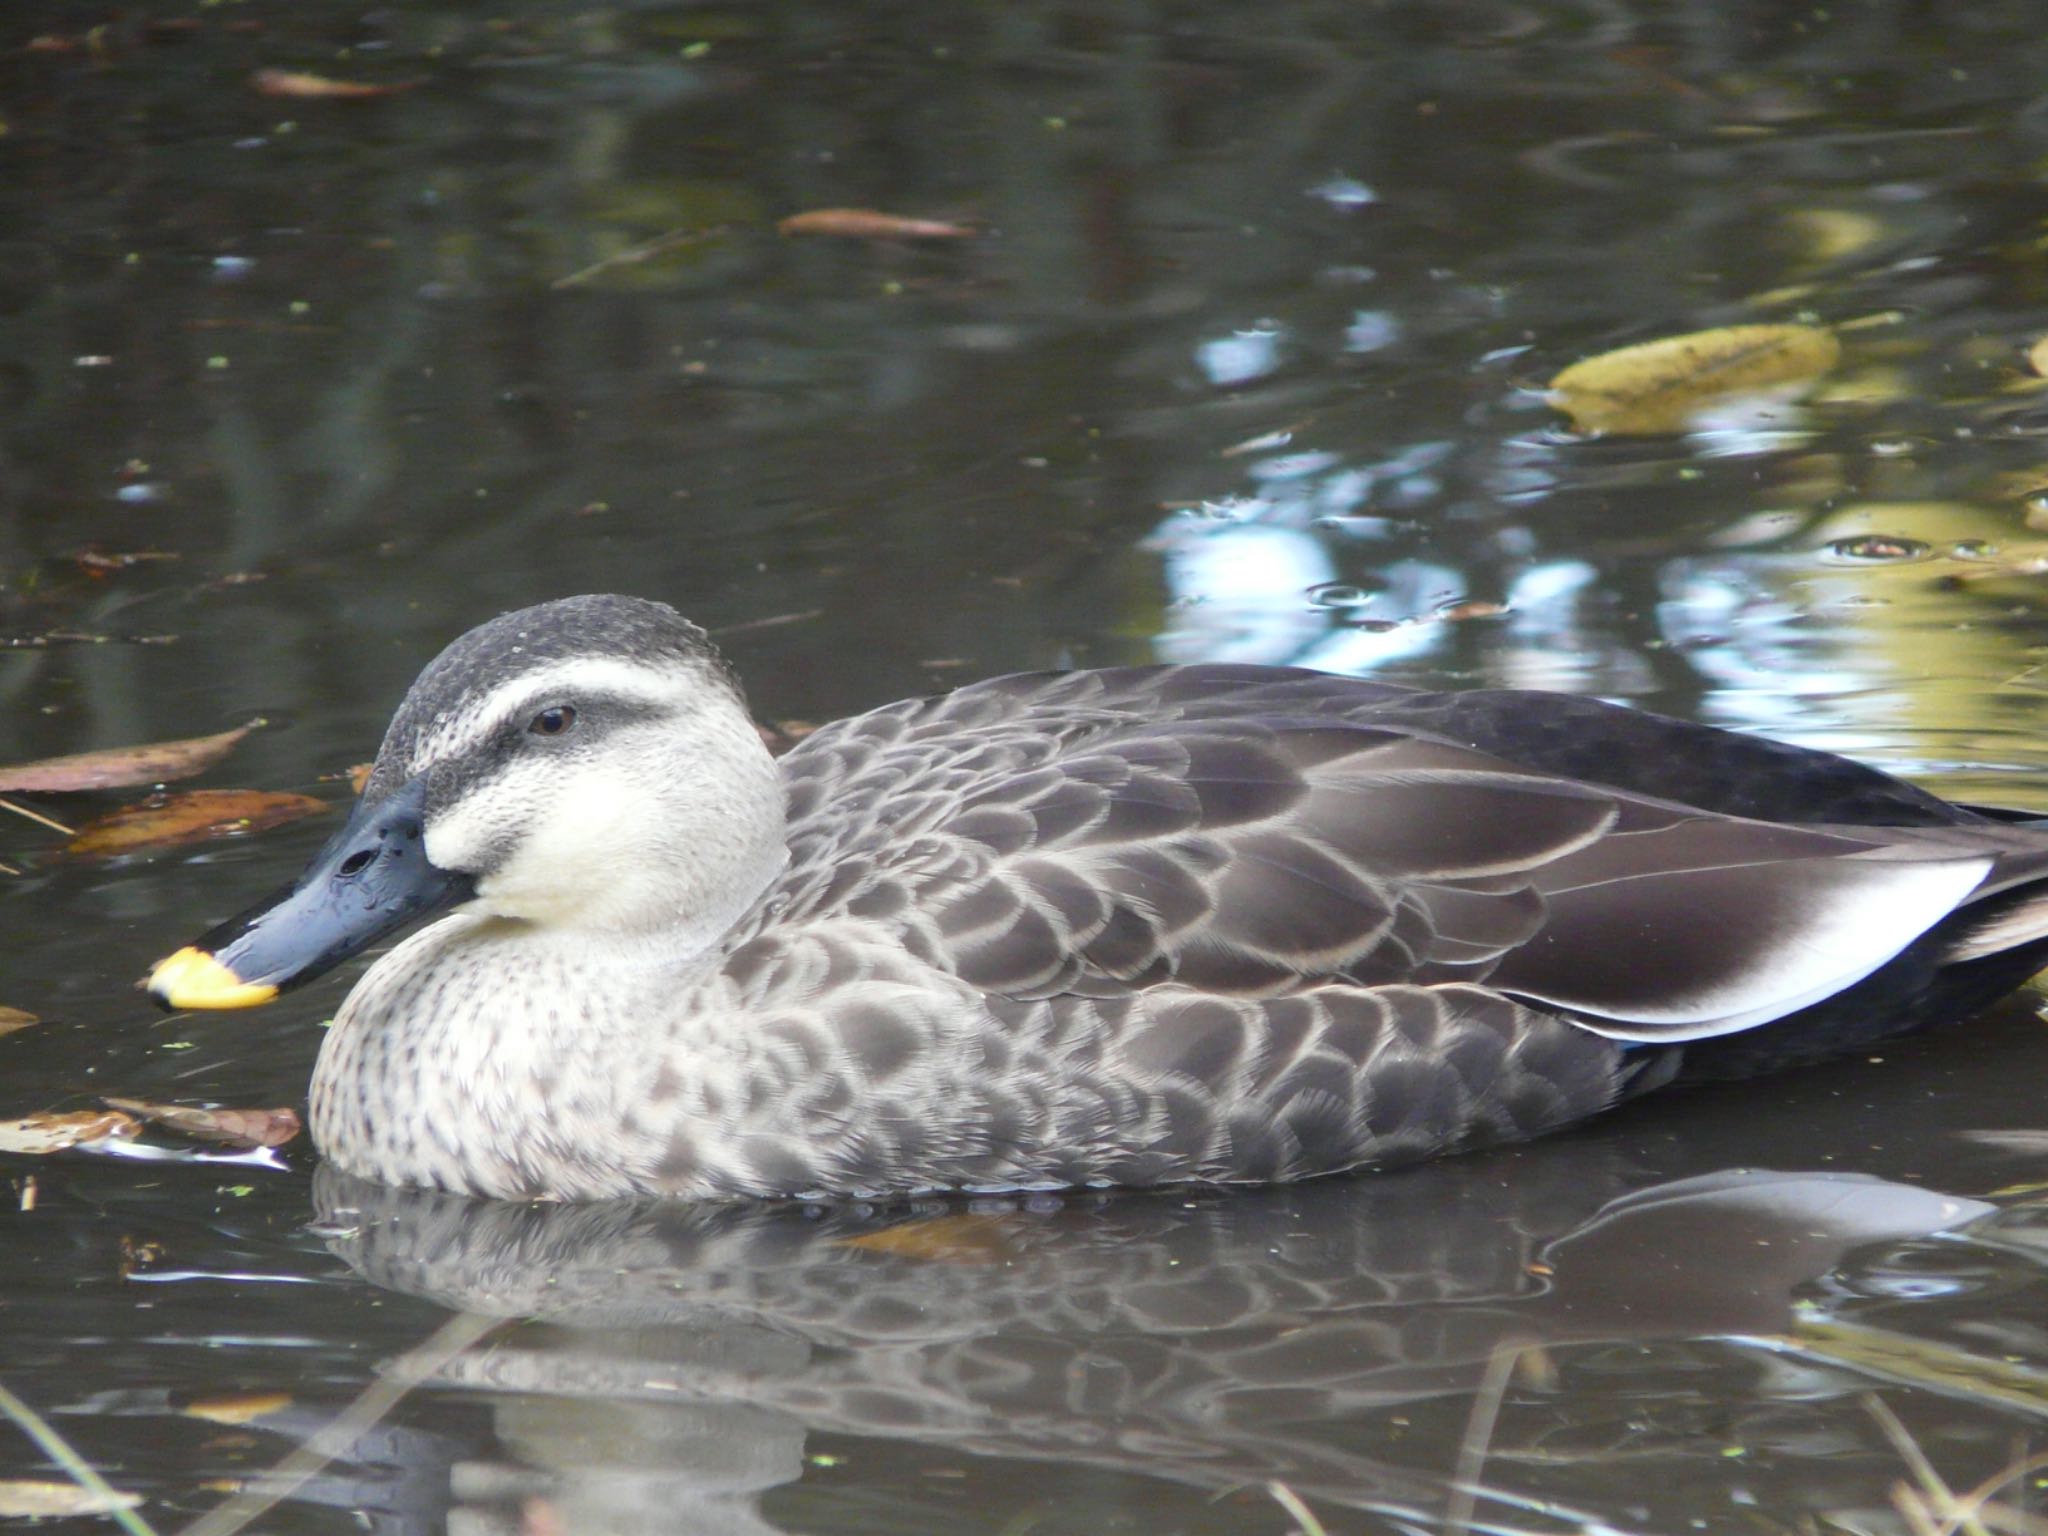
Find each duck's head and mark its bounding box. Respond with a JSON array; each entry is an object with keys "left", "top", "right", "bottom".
[{"left": 147, "top": 595, "right": 786, "bottom": 1011}]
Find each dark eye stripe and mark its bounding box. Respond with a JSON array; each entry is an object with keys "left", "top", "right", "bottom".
[{"left": 500, "top": 693, "right": 667, "bottom": 749}]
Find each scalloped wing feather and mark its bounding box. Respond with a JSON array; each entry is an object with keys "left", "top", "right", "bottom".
[{"left": 750, "top": 665, "right": 2025, "bottom": 1050}]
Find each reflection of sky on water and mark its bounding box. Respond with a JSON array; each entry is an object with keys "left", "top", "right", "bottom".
[
  {"left": 1195, "top": 322, "right": 1287, "bottom": 388},
  {"left": 1147, "top": 394, "right": 2048, "bottom": 770},
  {"left": 1155, "top": 291, "right": 1868, "bottom": 710},
  {"left": 1147, "top": 418, "right": 1646, "bottom": 691},
  {"left": 1148, "top": 471, "right": 1975, "bottom": 747}
]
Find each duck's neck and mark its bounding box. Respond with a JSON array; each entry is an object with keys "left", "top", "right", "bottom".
[{"left": 312, "top": 908, "right": 753, "bottom": 1199}]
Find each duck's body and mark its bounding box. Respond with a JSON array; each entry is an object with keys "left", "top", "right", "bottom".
[{"left": 151, "top": 597, "right": 2048, "bottom": 1201}]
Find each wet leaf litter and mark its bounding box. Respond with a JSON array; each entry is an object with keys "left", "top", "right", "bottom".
[
  {"left": 0, "top": 715, "right": 324, "bottom": 1169},
  {"left": 0, "top": 725, "right": 321, "bottom": 1166},
  {"left": 101, "top": 1098, "right": 301, "bottom": 1150},
  {"left": 0, "top": 1099, "right": 298, "bottom": 1160},
  {"left": 0, "top": 1111, "right": 139, "bottom": 1156},
  {"left": 0, "top": 721, "right": 335, "bottom": 862}
]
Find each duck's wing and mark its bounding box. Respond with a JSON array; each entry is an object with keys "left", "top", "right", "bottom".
[{"left": 758, "top": 668, "right": 2044, "bottom": 1043}]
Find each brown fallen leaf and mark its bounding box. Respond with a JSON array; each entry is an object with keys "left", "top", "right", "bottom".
[
  {"left": 0, "top": 720, "right": 262, "bottom": 794},
  {"left": 777, "top": 208, "right": 975, "bottom": 241},
  {"left": 180, "top": 1392, "right": 294, "bottom": 1426},
  {"left": 1548, "top": 323, "right": 1841, "bottom": 436},
  {"left": 0, "top": 1481, "right": 143, "bottom": 1518},
  {"left": 0, "top": 1109, "right": 140, "bottom": 1155},
  {"left": 2029, "top": 334, "right": 2048, "bottom": 379},
  {"left": 0, "top": 1007, "right": 37, "bottom": 1038},
  {"left": 103, "top": 1097, "right": 300, "bottom": 1149},
  {"left": 836, "top": 1212, "right": 1021, "bottom": 1266},
  {"left": 251, "top": 67, "right": 422, "bottom": 99},
  {"left": 347, "top": 761, "right": 373, "bottom": 795},
  {"left": 64, "top": 789, "right": 326, "bottom": 858}
]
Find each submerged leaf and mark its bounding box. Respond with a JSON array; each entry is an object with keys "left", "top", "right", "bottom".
[
  {"left": 837, "top": 1212, "right": 1021, "bottom": 1265},
  {"left": 0, "top": 1007, "right": 36, "bottom": 1038},
  {"left": 0, "top": 721, "right": 261, "bottom": 793},
  {"left": 251, "top": 68, "right": 421, "bottom": 99},
  {"left": 1549, "top": 323, "right": 1841, "bottom": 435},
  {"left": 0, "top": 1110, "right": 140, "bottom": 1155},
  {"left": 0, "top": 1480, "right": 143, "bottom": 1517},
  {"left": 103, "top": 1097, "right": 301, "bottom": 1149},
  {"left": 180, "top": 1392, "right": 294, "bottom": 1426},
  {"left": 64, "top": 789, "right": 325, "bottom": 858},
  {"left": 777, "top": 208, "right": 975, "bottom": 240}
]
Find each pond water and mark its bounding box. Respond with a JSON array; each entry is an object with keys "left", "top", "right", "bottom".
[{"left": 9, "top": 2, "right": 2048, "bottom": 1532}]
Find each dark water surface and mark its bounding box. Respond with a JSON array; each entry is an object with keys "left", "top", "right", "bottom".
[{"left": 10, "top": 3, "right": 2048, "bottom": 1532}]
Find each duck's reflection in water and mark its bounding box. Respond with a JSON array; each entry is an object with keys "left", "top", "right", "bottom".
[{"left": 311, "top": 1151, "right": 1993, "bottom": 1536}]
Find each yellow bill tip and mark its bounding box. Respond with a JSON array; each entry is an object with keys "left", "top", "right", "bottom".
[{"left": 146, "top": 947, "right": 279, "bottom": 1011}]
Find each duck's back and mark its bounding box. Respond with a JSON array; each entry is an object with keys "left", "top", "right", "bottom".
[{"left": 698, "top": 666, "right": 2048, "bottom": 1192}]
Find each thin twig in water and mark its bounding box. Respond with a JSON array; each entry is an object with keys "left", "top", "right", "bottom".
[
  {"left": 1940, "top": 1450, "right": 2048, "bottom": 1536},
  {"left": 708, "top": 609, "right": 824, "bottom": 637},
  {"left": 0, "top": 1379, "right": 160, "bottom": 1536},
  {"left": 1866, "top": 1395, "right": 1995, "bottom": 1536},
  {"left": 0, "top": 797, "right": 73, "bottom": 836},
  {"left": 174, "top": 1310, "right": 502, "bottom": 1536},
  {"left": 1445, "top": 1340, "right": 1524, "bottom": 1536},
  {"left": 1265, "top": 1480, "right": 1330, "bottom": 1536},
  {"left": 551, "top": 225, "right": 730, "bottom": 289}
]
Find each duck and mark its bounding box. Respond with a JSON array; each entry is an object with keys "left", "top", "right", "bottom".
[{"left": 146, "top": 593, "right": 2048, "bottom": 1202}]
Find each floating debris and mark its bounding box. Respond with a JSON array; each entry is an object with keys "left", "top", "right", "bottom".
[
  {"left": 777, "top": 208, "right": 975, "bottom": 241},
  {"left": 1549, "top": 324, "right": 1841, "bottom": 436},
  {"left": 0, "top": 721, "right": 262, "bottom": 794}
]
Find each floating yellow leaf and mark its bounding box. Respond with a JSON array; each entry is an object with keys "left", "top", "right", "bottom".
[
  {"left": 0, "top": 1480, "right": 142, "bottom": 1517},
  {"left": 0, "top": 1007, "right": 35, "bottom": 1038},
  {"left": 181, "top": 1392, "right": 293, "bottom": 1426},
  {"left": 2029, "top": 334, "right": 2048, "bottom": 379},
  {"left": 1549, "top": 323, "right": 1841, "bottom": 435},
  {"left": 64, "top": 789, "right": 326, "bottom": 858},
  {"left": 836, "top": 1212, "right": 1021, "bottom": 1266}
]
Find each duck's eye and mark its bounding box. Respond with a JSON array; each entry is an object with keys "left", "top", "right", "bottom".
[{"left": 529, "top": 705, "right": 577, "bottom": 738}]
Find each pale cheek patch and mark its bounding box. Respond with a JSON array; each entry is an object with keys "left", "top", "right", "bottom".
[
  {"left": 424, "top": 790, "right": 519, "bottom": 880},
  {"left": 446, "top": 761, "right": 663, "bottom": 928}
]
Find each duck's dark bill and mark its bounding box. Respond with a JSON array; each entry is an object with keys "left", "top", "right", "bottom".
[{"left": 145, "top": 778, "right": 474, "bottom": 1011}]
